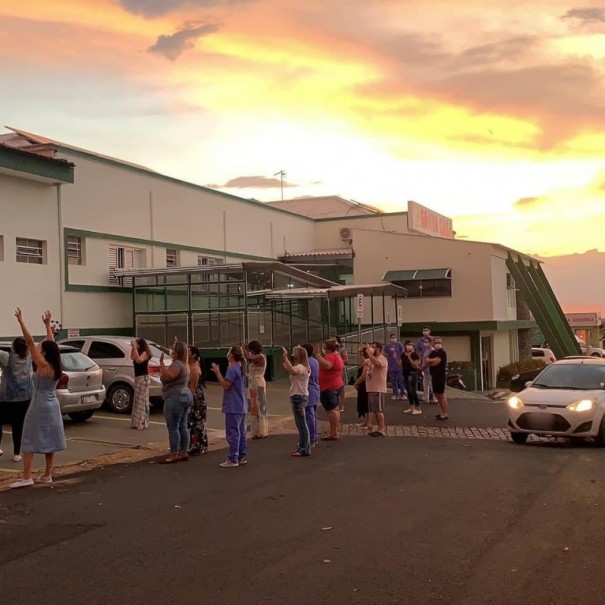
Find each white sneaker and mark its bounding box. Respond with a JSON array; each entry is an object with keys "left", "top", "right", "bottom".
[
  {"left": 12, "top": 454, "right": 22, "bottom": 462},
  {"left": 400, "top": 396, "right": 408, "bottom": 401},
  {"left": 37, "top": 475, "right": 53, "bottom": 484},
  {"left": 219, "top": 460, "right": 239, "bottom": 468},
  {"left": 412, "top": 409, "right": 423, "bottom": 415},
  {"left": 403, "top": 408, "right": 414, "bottom": 414},
  {"left": 10, "top": 478, "right": 34, "bottom": 489},
  {"left": 391, "top": 396, "right": 398, "bottom": 400},
  {"left": 0, "top": 448, "right": 3, "bottom": 456}
]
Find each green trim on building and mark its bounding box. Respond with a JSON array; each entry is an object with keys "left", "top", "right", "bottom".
[
  {"left": 63, "top": 227, "right": 276, "bottom": 292},
  {"left": 0, "top": 146, "right": 74, "bottom": 184},
  {"left": 399, "top": 320, "right": 536, "bottom": 333},
  {"left": 56, "top": 147, "right": 314, "bottom": 222},
  {"left": 506, "top": 253, "right": 580, "bottom": 359}
]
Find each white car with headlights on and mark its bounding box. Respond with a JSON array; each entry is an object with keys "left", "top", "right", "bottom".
[{"left": 507, "top": 357, "right": 605, "bottom": 445}]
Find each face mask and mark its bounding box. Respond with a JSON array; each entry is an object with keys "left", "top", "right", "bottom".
[
  {"left": 405, "top": 345, "right": 413, "bottom": 352},
  {"left": 390, "top": 338, "right": 396, "bottom": 344},
  {"left": 422, "top": 331, "right": 430, "bottom": 336},
  {"left": 434, "top": 344, "right": 442, "bottom": 350}
]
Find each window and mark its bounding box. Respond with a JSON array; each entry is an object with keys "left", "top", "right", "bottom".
[
  {"left": 394, "top": 278, "right": 452, "bottom": 298},
  {"left": 197, "top": 256, "right": 222, "bottom": 291},
  {"left": 16, "top": 238, "right": 46, "bottom": 264},
  {"left": 61, "top": 340, "right": 85, "bottom": 351},
  {"left": 166, "top": 248, "right": 178, "bottom": 267},
  {"left": 109, "top": 245, "right": 142, "bottom": 286},
  {"left": 506, "top": 273, "right": 515, "bottom": 289},
  {"left": 197, "top": 255, "right": 221, "bottom": 267},
  {"left": 67, "top": 236, "right": 84, "bottom": 266},
  {"left": 87, "top": 341, "right": 125, "bottom": 359}
]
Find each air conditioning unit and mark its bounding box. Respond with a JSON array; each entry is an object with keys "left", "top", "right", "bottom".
[{"left": 339, "top": 227, "right": 351, "bottom": 241}]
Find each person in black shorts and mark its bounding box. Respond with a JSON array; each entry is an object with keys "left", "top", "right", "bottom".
[
  {"left": 401, "top": 340, "right": 422, "bottom": 415},
  {"left": 425, "top": 336, "right": 448, "bottom": 420}
]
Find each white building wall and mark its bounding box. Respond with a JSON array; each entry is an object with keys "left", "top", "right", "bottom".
[
  {"left": 0, "top": 174, "right": 61, "bottom": 338},
  {"left": 52, "top": 151, "right": 315, "bottom": 333},
  {"left": 313, "top": 213, "right": 411, "bottom": 251},
  {"left": 490, "top": 250, "right": 517, "bottom": 321},
  {"left": 351, "top": 229, "right": 495, "bottom": 324}
]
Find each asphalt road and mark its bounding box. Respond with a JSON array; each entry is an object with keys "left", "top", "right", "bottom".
[{"left": 1, "top": 432, "right": 604, "bottom": 605}]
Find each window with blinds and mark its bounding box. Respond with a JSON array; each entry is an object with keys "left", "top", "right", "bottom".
[
  {"left": 166, "top": 248, "right": 178, "bottom": 267},
  {"left": 197, "top": 256, "right": 221, "bottom": 291},
  {"left": 109, "top": 245, "right": 142, "bottom": 286},
  {"left": 67, "top": 236, "right": 84, "bottom": 265},
  {"left": 16, "top": 238, "right": 46, "bottom": 264}
]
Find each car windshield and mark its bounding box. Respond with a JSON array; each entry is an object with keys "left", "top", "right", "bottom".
[
  {"left": 532, "top": 363, "right": 605, "bottom": 390},
  {"left": 61, "top": 352, "right": 97, "bottom": 372}
]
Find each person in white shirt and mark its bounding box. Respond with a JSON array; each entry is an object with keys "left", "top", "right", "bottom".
[
  {"left": 282, "top": 346, "right": 311, "bottom": 457},
  {"left": 363, "top": 342, "right": 388, "bottom": 438}
]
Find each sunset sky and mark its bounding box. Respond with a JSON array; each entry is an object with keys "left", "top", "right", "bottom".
[{"left": 2, "top": 0, "right": 605, "bottom": 257}]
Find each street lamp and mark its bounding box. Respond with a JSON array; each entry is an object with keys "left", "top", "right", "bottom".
[{"left": 273, "top": 170, "right": 286, "bottom": 201}]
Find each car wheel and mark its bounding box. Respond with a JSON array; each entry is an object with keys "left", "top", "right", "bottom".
[
  {"left": 68, "top": 410, "right": 95, "bottom": 422},
  {"left": 107, "top": 383, "right": 134, "bottom": 414},
  {"left": 510, "top": 431, "right": 529, "bottom": 444}
]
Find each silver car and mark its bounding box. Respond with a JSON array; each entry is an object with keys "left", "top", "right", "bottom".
[
  {"left": 507, "top": 357, "right": 605, "bottom": 445},
  {"left": 0, "top": 343, "right": 105, "bottom": 422},
  {"left": 58, "top": 336, "right": 169, "bottom": 414}
]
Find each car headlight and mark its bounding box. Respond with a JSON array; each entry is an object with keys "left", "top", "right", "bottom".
[
  {"left": 508, "top": 396, "right": 524, "bottom": 410},
  {"left": 566, "top": 399, "right": 594, "bottom": 412}
]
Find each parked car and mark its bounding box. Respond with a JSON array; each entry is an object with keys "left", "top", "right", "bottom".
[
  {"left": 531, "top": 347, "right": 556, "bottom": 365},
  {"left": 58, "top": 336, "right": 169, "bottom": 413},
  {"left": 0, "top": 343, "right": 105, "bottom": 422},
  {"left": 507, "top": 356, "right": 605, "bottom": 445}
]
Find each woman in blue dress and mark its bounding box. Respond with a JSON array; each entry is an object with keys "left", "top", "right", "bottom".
[{"left": 10, "top": 309, "right": 66, "bottom": 489}]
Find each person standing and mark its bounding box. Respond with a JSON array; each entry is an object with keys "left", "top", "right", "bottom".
[
  {"left": 354, "top": 347, "right": 370, "bottom": 429},
  {"left": 314, "top": 338, "right": 344, "bottom": 441},
  {"left": 211, "top": 346, "right": 248, "bottom": 468},
  {"left": 365, "top": 342, "right": 388, "bottom": 437},
  {"left": 402, "top": 340, "right": 422, "bottom": 415},
  {"left": 302, "top": 343, "right": 320, "bottom": 447},
  {"left": 243, "top": 340, "right": 269, "bottom": 439},
  {"left": 10, "top": 309, "right": 66, "bottom": 489},
  {"left": 0, "top": 336, "right": 32, "bottom": 462},
  {"left": 130, "top": 338, "right": 151, "bottom": 430},
  {"left": 283, "top": 346, "right": 311, "bottom": 457},
  {"left": 416, "top": 326, "right": 436, "bottom": 404},
  {"left": 425, "top": 336, "right": 448, "bottom": 420},
  {"left": 335, "top": 336, "right": 349, "bottom": 412},
  {"left": 187, "top": 346, "right": 208, "bottom": 456},
  {"left": 384, "top": 334, "right": 405, "bottom": 400},
  {"left": 159, "top": 341, "right": 192, "bottom": 464}
]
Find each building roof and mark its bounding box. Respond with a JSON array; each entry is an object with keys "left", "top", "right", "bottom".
[
  {"left": 1, "top": 127, "right": 155, "bottom": 172},
  {"left": 265, "top": 196, "right": 381, "bottom": 219},
  {"left": 0, "top": 142, "right": 74, "bottom": 184}
]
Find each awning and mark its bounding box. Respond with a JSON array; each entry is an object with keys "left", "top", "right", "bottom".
[
  {"left": 265, "top": 283, "right": 407, "bottom": 300},
  {"left": 383, "top": 268, "right": 452, "bottom": 281}
]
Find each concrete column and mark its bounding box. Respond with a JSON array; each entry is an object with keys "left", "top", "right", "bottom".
[{"left": 516, "top": 290, "right": 532, "bottom": 360}]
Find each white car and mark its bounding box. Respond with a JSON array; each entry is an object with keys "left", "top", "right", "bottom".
[
  {"left": 0, "top": 343, "right": 105, "bottom": 421},
  {"left": 531, "top": 347, "right": 556, "bottom": 365},
  {"left": 58, "top": 336, "right": 169, "bottom": 413},
  {"left": 507, "top": 357, "right": 605, "bottom": 445}
]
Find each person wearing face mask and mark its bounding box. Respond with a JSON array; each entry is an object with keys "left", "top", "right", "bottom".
[
  {"left": 401, "top": 340, "right": 422, "bottom": 415},
  {"left": 364, "top": 342, "right": 388, "bottom": 437},
  {"left": 425, "top": 337, "right": 448, "bottom": 420},
  {"left": 383, "top": 334, "right": 405, "bottom": 401},
  {"left": 415, "top": 326, "right": 436, "bottom": 404}
]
